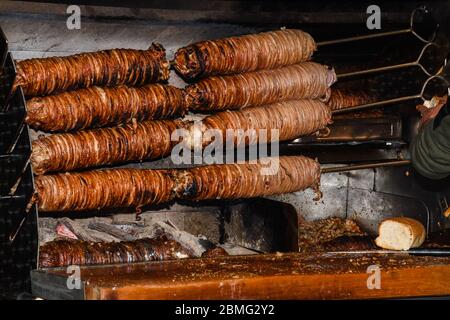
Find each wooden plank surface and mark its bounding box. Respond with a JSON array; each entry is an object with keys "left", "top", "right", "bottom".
[{"left": 34, "top": 252, "right": 450, "bottom": 300}]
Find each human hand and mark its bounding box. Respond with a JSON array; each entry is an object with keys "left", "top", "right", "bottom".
[{"left": 417, "top": 95, "right": 447, "bottom": 128}]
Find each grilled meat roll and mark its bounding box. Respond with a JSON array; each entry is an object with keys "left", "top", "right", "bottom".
[
  {"left": 185, "top": 63, "right": 336, "bottom": 112},
  {"left": 36, "top": 156, "right": 320, "bottom": 212},
  {"left": 31, "top": 118, "right": 185, "bottom": 175},
  {"left": 326, "top": 88, "right": 375, "bottom": 111},
  {"left": 35, "top": 168, "right": 192, "bottom": 212},
  {"left": 14, "top": 44, "right": 170, "bottom": 97},
  {"left": 39, "top": 236, "right": 193, "bottom": 267},
  {"left": 173, "top": 29, "right": 316, "bottom": 81},
  {"left": 186, "top": 99, "right": 332, "bottom": 149},
  {"left": 25, "top": 84, "right": 186, "bottom": 132},
  {"left": 188, "top": 156, "right": 321, "bottom": 201}
]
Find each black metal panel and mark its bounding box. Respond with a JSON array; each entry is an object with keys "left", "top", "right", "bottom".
[
  {"left": 0, "top": 52, "right": 16, "bottom": 111},
  {"left": 0, "top": 154, "right": 30, "bottom": 197},
  {"left": 0, "top": 131, "right": 38, "bottom": 298},
  {"left": 0, "top": 26, "right": 7, "bottom": 68},
  {"left": 31, "top": 270, "right": 85, "bottom": 300},
  {"left": 0, "top": 193, "right": 38, "bottom": 298},
  {"left": 0, "top": 30, "right": 38, "bottom": 298},
  {"left": 0, "top": 89, "right": 27, "bottom": 154},
  {"left": 223, "top": 199, "right": 299, "bottom": 253}
]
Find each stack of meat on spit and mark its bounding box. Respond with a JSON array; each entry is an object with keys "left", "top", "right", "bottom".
[{"left": 15, "top": 29, "right": 336, "bottom": 268}]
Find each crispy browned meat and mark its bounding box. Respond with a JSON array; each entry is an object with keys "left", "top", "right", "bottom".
[
  {"left": 188, "top": 156, "right": 321, "bottom": 201},
  {"left": 326, "top": 88, "right": 376, "bottom": 111},
  {"left": 35, "top": 156, "right": 321, "bottom": 212},
  {"left": 189, "top": 99, "right": 332, "bottom": 148},
  {"left": 39, "top": 236, "right": 194, "bottom": 267},
  {"left": 14, "top": 44, "right": 170, "bottom": 97},
  {"left": 298, "top": 217, "right": 367, "bottom": 253},
  {"left": 35, "top": 168, "right": 195, "bottom": 212},
  {"left": 31, "top": 119, "right": 185, "bottom": 175},
  {"left": 185, "top": 63, "right": 336, "bottom": 112},
  {"left": 318, "top": 236, "right": 375, "bottom": 251},
  {"left": 173, "top": 29, "right": 316, "bottom": 81},
  {"left": 26, "top": 84, "right": 186, "bottom": 132}
]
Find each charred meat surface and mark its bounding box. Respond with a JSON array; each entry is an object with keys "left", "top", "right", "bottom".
[
  {"left": 173, "top": 29, "right": 316, "bottom": 81},
  {"left": 189, "top": 156, "right": 321, "bottom": 201},
  {"left": 14, "top": 44, "right": 170, "bottom": 97},
  {"left": 36, "top": 156, "right": 321, "bottom": 212},
  {"left": 188, "top": 99, "right": 332, "bottom": 149},
  {"left": 26, "top": 84, "right": 186, "bottom": 132},
  {"left": 31, "top": 118, "right": 185, "bottom": 175},
  {"left": 35, "top": 168, "right": 190, "bottom": 212},
  {"left": 326, "top": 88, "right": 377, "bottom": 111},
  {"left": 39, "top": 236, "right": 193, "bottom": 268},
  {"left": 185, "top": 62, "right": 336, "bottom": 112}
]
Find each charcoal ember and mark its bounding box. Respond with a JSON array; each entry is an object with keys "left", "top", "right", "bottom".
[
  {"left": 201, "top": 247, "right": 229, "bottom": 258},
  {"left": 88, "top": 221, "right": 137, "bottom": 241},
  {"left": 153, "top": 221, "right": 214, "bottom": 257},
  {"left": 39, "top": 227, "right": 58, "bottom": 245},
  {"left": 56, "top": 217, "right": 98, "bottom": 242},
  {"left": 55, "top": 222, "right": 78, "bottom": 240}
]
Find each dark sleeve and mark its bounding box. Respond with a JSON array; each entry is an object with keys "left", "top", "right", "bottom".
[{"left": 411, "top": 115, "right": 450, "bottom": 180}]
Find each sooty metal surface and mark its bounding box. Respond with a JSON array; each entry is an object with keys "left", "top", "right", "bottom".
[{"left": 0, "top": 30, "right": 38, "bottom": 298}]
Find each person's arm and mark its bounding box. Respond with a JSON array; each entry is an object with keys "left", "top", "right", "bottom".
[{"left": 411, "top": 96, "right": 450, "bottom": 180}]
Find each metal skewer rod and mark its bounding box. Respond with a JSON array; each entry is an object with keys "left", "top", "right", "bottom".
[
  {"left": 317, "top": 29, "right": 412, "bottom": 47},
  {"left": 331, "top": 95, "right": 422, "bottom": 114},
  {"left": 317, "top": 6, "right": 437, "bottom": 47},
  {"left": 321, "top": 159, "right": 411, "bottom": 174},
  {"left": 332, "top": 68, "right": 450, "bottom": 115},
  {"left": 337, "top": 41, "right": 437, "bottom": 79},
  {"left": 338, "top": 61, "right": 420, "bottom": 79},
  {"left": 325, "top": 249, "right": 450, "bottom": 256}
]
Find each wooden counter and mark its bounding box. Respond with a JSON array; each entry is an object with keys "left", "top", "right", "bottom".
[{"left": 31, "top": 252, "right": 450, "bottom": 300}]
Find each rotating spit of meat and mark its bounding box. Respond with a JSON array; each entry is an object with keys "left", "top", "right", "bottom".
[
  {"left": 173, "top": 29, "right": 316, "bottom": 81},
  {"left": 185, "top": 62, "right": 336, "bottom": 112},
  {"left": 14, "top": 44, "right": 170, "bottom": 97},
  {"left": 31, "top": 118, "right": 186, "bottom": 175},
  {"left": 185, "top": 99, "right": 332, "bottom": 149},
  {"left": 25, "top": 84, "right": 186, "bottom": 132},
  {"left": 35, "top": 156, "right": 321, "bottom": 212}
]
